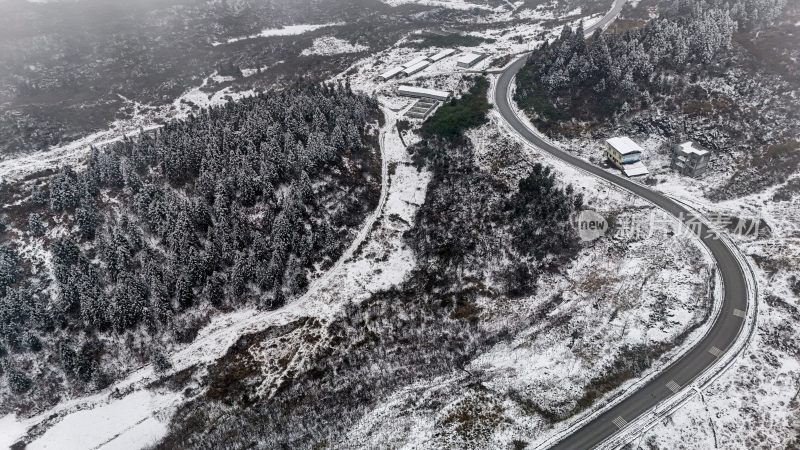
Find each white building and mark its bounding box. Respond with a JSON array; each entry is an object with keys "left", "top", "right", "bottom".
[
  {"left": 379, "top": 66, "right": 404, "bottom": 81},
  {"left": 456, "top": 52, "right": 486, "bottom": 68},
  {"left": 605, "top": 136, "right": 649, "bottom": 177},
  {"left": 402, "top": 55, "right": 430, "bottom": 69},
  {"left": 401, "top": 60, "right": 431, "bottom": 77},
  {"left": 396, "top": 85, "right": 451, "bottom": 102},
  {"left": 429, "top": 49, "right": 456, "bottom": 62}
]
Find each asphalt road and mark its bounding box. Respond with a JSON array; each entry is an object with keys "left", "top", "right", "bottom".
[
  {"left": 585, "top": 0, "right": 627, "bottom": 34},
  {"left": 494, "top": 19, "right": 751, "bottom": 450}
]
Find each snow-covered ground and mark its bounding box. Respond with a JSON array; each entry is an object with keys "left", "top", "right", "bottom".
[
  {"left": 334, "top": 7, "right": 596, "bottom": 109},
  {"left": 301, "top": 36, "right": 370, "bottom": 56},
  {"left": 502, "top": 41, "right": 800, "bottom": 447},
  {"left": 379, "top": 0, "right": 499, "bottom": 11},
  {"left": 0, "top": 71, "right": 256, "bottom": 183},
  {"left": 211, "top": 22, "right": 344, "bottom": 46},
  {"left": 2, "top": 3, "right": 707, "bottom": 448},
  {"left": 337, "top": 118, "right": 718, "bottom": 449},
  {"left": 26, "top": 391, "right": 178, "bottom": 450},
  {"left": 173, "top": 72, "right": 257, "bottom": 115},
  {"left": 627, "top": 164, "right": 800, "bottom": 449},
  {"left": 0, "top": 123, "right": 159, "bottom": 183},
  {"left": 0, "top": 108, "right": 433, "bottom": 449}
]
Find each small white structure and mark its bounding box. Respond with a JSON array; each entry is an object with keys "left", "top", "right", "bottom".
[
  {"left": 429, "top": 49, "right": 456, "bottom": 62},
  {"left": 605, "top": 136, "right": 649, "bottom": 177},
  {"left": 401, "top": 60, "right": 431, "bottom": 77},
  {"left": 396, "top": 85, "right": 451, "bottom": 102},
  {"left": 403, "top": 55, "right": 430, "bottom": 69},
  {"left": 456, "top": 52, "right": 486, "bottom": 68},
  {"left": 621, "top": 161, "right": 650, "bottom": 177},
  {"left": 379, "top": 66, "right": 405, "bottom": 81}
]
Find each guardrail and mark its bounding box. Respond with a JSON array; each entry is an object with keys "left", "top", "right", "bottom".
[
  {"left": 494, "top": 68, "right": 758, "bottom": 450},
  {"left": 597, "top": 199, "right": 759, "bottom": 449}
]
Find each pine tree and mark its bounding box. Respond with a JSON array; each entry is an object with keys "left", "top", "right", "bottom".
[
  {"left": 77, "top": 193, "right": 100, "bottom": 240},
  {"left": 0, "top": 246, "right": 17, "bottom": 297},
  {"left": 151, "top": 346, "right": 172, "bottom": 373},
  {"left": 7, "top": 368, "right": 32, "bottom": 394},
  {"left": 28, "top": 213, "right": 46, "bottom": 237},
  {"left": 175, "top": 271, "right": 194, "bottom": 310}
]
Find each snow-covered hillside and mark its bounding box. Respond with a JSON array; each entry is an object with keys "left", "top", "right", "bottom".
[{"left": 3, "top": 0, "right": 796, "bottom": 448}]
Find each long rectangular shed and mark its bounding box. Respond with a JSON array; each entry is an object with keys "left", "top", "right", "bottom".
[
  {"left": 401, "top": 60, "right": 430, "bottom": 77},
  {"left": 456, "top": 52, "right": 486, "bottom": 68},
  {"left": 403, "top": 55, "right": 431, "bottom": 68},
  {"left": 396, "top": 85, "right": 451, "bottom": 101},
  {"left": 429, "top": 49, "right": 456, "bottom": 62},
  {"left": 379, "top": 66, "right": 405, "bottom": 81}
]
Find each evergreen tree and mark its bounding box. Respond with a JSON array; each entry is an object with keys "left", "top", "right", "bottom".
[
  {"left": 76, "top": 193, "right": 100, "bottom": 240},
  {"left": 28, "top": 213, "right": 45, "bottom": 237},
  {"left": 0, "top": 246, "right": 17, "bottom": 297}
]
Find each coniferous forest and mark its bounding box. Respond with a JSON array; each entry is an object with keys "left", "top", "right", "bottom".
[
  {"left": 0, "top": 84, "right": 381, "bottom": 414},
  {"left": 155, "top": 103, "right": 586, "bottom": 450},
  {"left": 515, "top": 0, "right": 786, "bottom": 125}
]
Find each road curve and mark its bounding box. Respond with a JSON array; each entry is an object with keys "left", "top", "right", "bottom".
[
  {"left": 494, "top": 26, "right": 751, "bottom": 450},
  {"left": 585, "top": 0, "right": 627, "bottom": 34}
]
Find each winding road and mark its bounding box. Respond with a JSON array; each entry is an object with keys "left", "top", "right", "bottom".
[{"left": 494, "top": 3, "right": 752, "bottom": 448}]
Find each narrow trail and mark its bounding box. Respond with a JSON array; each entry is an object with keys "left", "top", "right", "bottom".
[{"left": 13, "top": 112, "right": 395, "bottom": 448}]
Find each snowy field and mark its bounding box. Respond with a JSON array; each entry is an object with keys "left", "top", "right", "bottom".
[
  {"left": 380, "top": 0, "right": 499, "bottom": 10},
  {"left": 211, "top": 23, "right": 344, "bottom": 46},
  {"left": 301, "top": 36, "right": 370, "bottom": 56}
]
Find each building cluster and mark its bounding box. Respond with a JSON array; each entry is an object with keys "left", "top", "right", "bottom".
[
  {"left": 605, "top": 136, "right": 710, "bottom": 178},
  {"left": 379, "top": 49, "right": 485, "bottom": 82},
  {"left": 381, "top": 48, "right": 487, "bottom": 120},
  {"left": 396, "top": 85, "right": 451, "bottom": 119}
]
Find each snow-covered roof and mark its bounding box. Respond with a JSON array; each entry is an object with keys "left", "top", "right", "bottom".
[
  {"left": 396, "top": 85, "right": 451, "bottom": 100},
  {"left": 606, "top": 136, "right": 643, "bottom": 155},
  {"left": 401, "top": 61, "right": 430, "bottom": 76},
  {"left": 402, "top": 55, "right": 430, "bottom": 69},
  {"left": 430, "top": 49, "right": 456, "bottom": 62},
  {"left": 623, "top": 161, "right": 649, "bottom": 177},
  {"left": 379, "top": 66, "right": 404, "bottom": 80},
  {"left": 456, "top": 52, "right": 484, "bottom": 66},
  {"left": 676, "top": 141, "right": 709, "bottom": 156}
]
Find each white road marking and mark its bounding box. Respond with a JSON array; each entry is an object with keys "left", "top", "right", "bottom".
[
  {"left": 708, "top": 346, "right": 723, "bottom": 357},
  {"left": 612, "top": 416, "right": 628, "bottom": 429},
  {"left": 733, "top": 308, "right": 746, "bottom": 318},
  {"left": 666, "top": 380, "right": 681, "bottom": 394}
]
